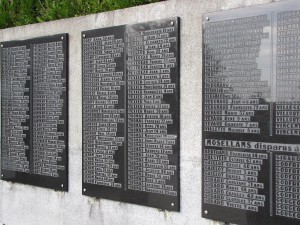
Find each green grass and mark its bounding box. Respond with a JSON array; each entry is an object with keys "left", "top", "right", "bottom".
[{"left": 0, "top": 0, "right": 163, "bottom": 29}]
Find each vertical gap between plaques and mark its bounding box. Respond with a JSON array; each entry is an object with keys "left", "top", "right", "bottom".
[
  {"left": 29, "top": 44, "right": 34, "bottom": 174},
  {"left": 269, "top": 152, "right": 273, "bottom": 216},
  {"left": 269, "top": 12, "right": 275, "bottom": 217},
  {"left": 269, "top": 12, "right": 274, "bottom": 137},
  {"left": 124, "top": 29, "right": 128, "bottom": 190}
]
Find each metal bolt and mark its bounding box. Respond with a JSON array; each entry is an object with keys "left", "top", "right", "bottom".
[
  {"left": 171, "top": 203, "right": 174, "bottom": 207},
  {"left": 205, "top": 17, "right": 210, "bottom": 21},
  {"left": 83, "top": 34, "right": 86, "bottom": 38},
  {"left": 61, "top": 36, "right": 64, "bottom": 40},
  {"left": 204, "top": 210, "right": 208, "bottom": 215},
  {"left": 1, "top": 174, "right": 3, "bottom": 178},
  {"left": 83, "top": 188, "right": 87, "bottom": 192},
  {"left": 61, "top": 184, "right": 64, "bottom": 188},
  {"left": 170, "top": 21, "right": 174, "bottom": 26}
]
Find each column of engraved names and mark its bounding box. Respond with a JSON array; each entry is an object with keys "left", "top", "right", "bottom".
[
  {"left": 32, "top": 41, "right": 66, "bottom": 177},
  {"left": 276, "top": 10, "right": 300, "bottom": 136},
  {"left": 126, "top": 26, "right": 177, "bottom": 195},
  {"left": 1, "top": 46, "right": 30, "bottom": 172},
  {"left": 83, "top": 35, "right": 124, "bottom": 188},
  {"left": 204, "top": 147, "right": 267, "bottom": 212},
  {"left": 204, "top": 15, "right": 270, "bottom": 134},
  {"left": 275, "top": 155, "right": 300, "bottom": 219}
]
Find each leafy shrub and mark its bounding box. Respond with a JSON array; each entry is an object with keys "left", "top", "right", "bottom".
[{"left": 0, "top": 0, "right": 163, "bottom": 29}]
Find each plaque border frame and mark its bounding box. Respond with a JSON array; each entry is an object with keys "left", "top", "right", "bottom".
[
  {"left": 0, "top": 33, "right": 69, "bottom": 191},
  {"left": 81, "top": 17, "right": 181, "bottom": 211}
]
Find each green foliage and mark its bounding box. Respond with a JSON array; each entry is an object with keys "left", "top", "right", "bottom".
[{"left": 0, "top": 0, "right": 163, "bottom": 29}]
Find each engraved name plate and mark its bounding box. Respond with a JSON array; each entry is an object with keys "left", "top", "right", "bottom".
[
  {"left": 202, "top": 0, "right": 300, "bottom": 224},
  {"left": 1, "top": 34, "right": 68, "bottom": 191},
  {"left": 82, "top": 18, "right": 180, "bottom": 211}
]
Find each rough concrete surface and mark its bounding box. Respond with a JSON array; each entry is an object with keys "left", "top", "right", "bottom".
[{"left": 0, "top": 0, "right": 283, "bottom": 224}]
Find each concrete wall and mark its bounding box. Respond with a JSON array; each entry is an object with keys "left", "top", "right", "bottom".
[{"left": 0, "top": 0, "right": 281, "bottom": 224}]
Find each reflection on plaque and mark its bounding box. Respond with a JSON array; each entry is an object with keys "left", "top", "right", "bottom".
[
  {"left": 202, "top": 0, "right": 300, "bottom": 224},
  {"left": 1, "top": 34, "right": 68, "bottom": 191},
  {"left": 82, "top": 18, "right": 180, "bottom": 211}
]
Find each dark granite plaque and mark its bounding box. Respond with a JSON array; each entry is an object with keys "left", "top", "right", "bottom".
[
  {"left": 82, "top": 17, "right": 180, "bottom": 211},
  {"left": 1, "top": 34, "right": 68, "bottom": 191},
  {"left": 202, "top": 0, "right": 300, "bottom": 224}
]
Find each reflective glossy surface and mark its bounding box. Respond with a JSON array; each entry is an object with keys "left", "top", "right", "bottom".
[
  {"left": 203, "top": 0, "right": 300, "bottom": 224},
  {"left": 1, "top": 34, "right": 68, "bottom": 191},
  {"left": 82, "top": 18, "right": 180, "bottom": 211}
]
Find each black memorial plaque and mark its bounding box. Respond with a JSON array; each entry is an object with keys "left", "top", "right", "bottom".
[
  {"left": 202, "top": 0, "right": 300, "bottom": 224},
  {"left": 1, "top": 34, "right": 68, "bottom": 191},
  {"left": 82, "top": 17, "right": 180, "bottom": 211}
]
